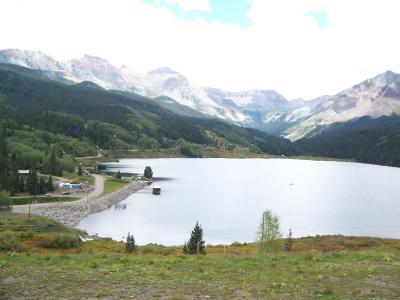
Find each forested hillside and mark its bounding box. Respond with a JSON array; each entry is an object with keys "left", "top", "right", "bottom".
[
  {"left": 2, "top": 63, "right": 400, "bottom": 174},
  {"left": 296, "top": 116, "right": 400, "bottom": 167},
  {"left": 0, "top": 64, "right": 295, "bottom": 169}
]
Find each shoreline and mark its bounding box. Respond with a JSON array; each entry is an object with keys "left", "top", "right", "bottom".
[
  {"left": 98, "top": 149, "right": 353, "bottom": 164},
  {"left": 12, "top": 180, "right": 147, "bottom": 227}
]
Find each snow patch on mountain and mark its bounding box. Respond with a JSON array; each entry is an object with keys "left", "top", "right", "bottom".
[
  {"left": 2, "top": 49, "right": 400, "bottom": 141},
  {"left": 283, "top": 71, "right": 400, "bottom": 140}
]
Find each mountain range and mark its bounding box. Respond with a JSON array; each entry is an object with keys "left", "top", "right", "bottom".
[{"left": 1, "top": 49, "right": 400, "bottom": 142}]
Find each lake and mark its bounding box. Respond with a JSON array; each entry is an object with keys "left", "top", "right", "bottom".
[{"left": 77, "top": 158, "right": 400, "bottom": 245}]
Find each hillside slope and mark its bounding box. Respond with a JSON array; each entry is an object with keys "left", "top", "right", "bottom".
[
  {"left": 296, "top": 115, "right": 400, "bottom": 166},
  {"left": 0, "top": 64, "right": 295, "bottom": 158},
  {"left": 3, "top": 49, "right": 400, "bottom": 144},
  {"left": 285, "top": 71, "right": 400, "bottom": 140}
]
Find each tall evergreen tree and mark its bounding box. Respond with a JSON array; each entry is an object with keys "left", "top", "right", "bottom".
[
  {"left": 0, "top": 190, "right": 11, "bottom": 211},
  {"left": 39, "top": 177, "right": 47, "bottom": 194},
  {"left": 18, "top": 176, "right": 25, "bottom": 193},
  {"left": 126, "top": 232, "right": 136, "bottom": 253},
  {"left": 77, "top": 164, "right": 83, "bottom": 176},
  {"left": 284, "top": 229, "right": 294, "bottom": 252},
  {"left": 9, "top": 153, "right": 19, "bottom": 196},
  {"left": 0, "top": 126, "right": 10, "bottom": 191},
  {"left": 49, "top": 150, "right": 62, "bottom": 176},
  {"left": 28, "top": 169, "right": 39, "bottom": 195},
  {"left": 144, "top": 166, "right": 153, "bottom": 179},
  {"left": 46, "top": 176, "right": 54, "bottom": 192},
  {"left": 184, "top": 222, "right": 206, "bottom": 255}
]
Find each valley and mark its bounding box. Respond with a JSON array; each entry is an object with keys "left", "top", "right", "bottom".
[
  {"left": 2, "top": 49, "right": 400, "bottom": 144},
  {"left": 2, "top": 1, "right": 400, "bottom": 298}
]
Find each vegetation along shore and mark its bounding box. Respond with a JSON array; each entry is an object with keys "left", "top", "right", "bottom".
[{"left": 1, "top": 212, "right": 400, "bottom": 299}]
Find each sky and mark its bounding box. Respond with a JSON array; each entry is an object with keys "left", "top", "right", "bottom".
[{"left": 1, "top": 0, "right": 400, "bottom": 99}]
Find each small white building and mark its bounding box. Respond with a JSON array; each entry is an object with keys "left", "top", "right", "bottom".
[
  {"left": 58, "top": 182, "right": 82, "bottom": 189},
  {"left": 17, "top": 170, "right": 30, "bottom": 175}
]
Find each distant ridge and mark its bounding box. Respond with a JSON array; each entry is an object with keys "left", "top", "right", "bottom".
[{"left": 1, "top": 49, "right": 400, "bottom": 140}]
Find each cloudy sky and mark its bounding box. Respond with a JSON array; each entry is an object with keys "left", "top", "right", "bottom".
[{"left": 1, "top": 0, "right": 400, "bottom": 99}]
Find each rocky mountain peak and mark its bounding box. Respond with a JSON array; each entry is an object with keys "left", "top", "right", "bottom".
[
  {"left": 350, "top": 70, "right": 400, "bottom": 99},
  {"left": 0, "top": 49, "right": 64, "bottom": 71},
  {"left": 148, "top": 66, "right": 179, "bottom": 76},
  {"left": 70, "top": 55, "right": 115, "bottom": 69},
  {"left": 81, "top": 54, "right": 112, "bottom": 65}
]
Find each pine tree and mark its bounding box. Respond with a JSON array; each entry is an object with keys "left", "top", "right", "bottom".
[
  {"left": 284, "top": 229, "right": 294, "bottom": 252},
  {"left": 126, "top": 232, "right": 136, "bottom": 253},
  {"left": 0, "top": 126, "right": 10, "bottom": 191},
  {"left": 185, "top": 222, "right": 206, "bottom": 255},
  {"left": 144, "top": 166, "right": 153, "bottom": 179},
  {"left": 46, "top": 176, "right": 54, "bottom": 192},
  {"left": 18, "top": 176, "right": 25, "bottom": 193},
  {"left": 0, "top": 190, "right": 11, "bottom": 211},
  {"left": 49, "top": 150, "right": 62, "bottom": 176},
  {"left": 39, "top": 177, "right": 47, "bottom": 194},
  {"left": 9, "top": 153, "right": 19, "bottom": 196},
  {"left": 116, "top": 170, "right": 122, "bottom": 179},
  {"left": 28, "top": 169, "right": 39, "bottom": 195},
  {"left": 77, "top": 164, "right": 83, "bottom": 176}
]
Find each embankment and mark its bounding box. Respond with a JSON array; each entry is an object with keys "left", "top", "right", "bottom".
[{"left": 12, "top": 180, "right": 147, "bottom": 227}]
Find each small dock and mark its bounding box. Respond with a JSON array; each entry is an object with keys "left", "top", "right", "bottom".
[{"left": 152, "top": 187, "right": 161, "bottom": 195}]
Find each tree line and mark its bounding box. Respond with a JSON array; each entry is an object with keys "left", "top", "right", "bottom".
[
  {"left": 123, "top": 209, "right": 293, "bottom": 255},
  {"left": 0, "top": 65, "right": 295, "bottom": 156},
  {"left": 0, "top": 126, "right": 56, "bottom": 196}
]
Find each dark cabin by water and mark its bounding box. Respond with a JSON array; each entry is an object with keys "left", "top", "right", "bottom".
[{"left": 152, "top": 187, "right": 161, "bottom": 195}]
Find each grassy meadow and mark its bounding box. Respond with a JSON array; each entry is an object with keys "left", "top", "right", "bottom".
[
  {"left": 102, "top": 178, "right": 130, "bottom": 196},
  {"left": 1, "top": 212, "right": 400, "bottom": 298}
]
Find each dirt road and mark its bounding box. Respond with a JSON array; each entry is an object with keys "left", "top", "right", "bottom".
[
  {"left": 13, "top": 174, "right": 105, "bottom": 213},
  {"left": 12, "top": 175, "right": 147, "bottom": 226}
]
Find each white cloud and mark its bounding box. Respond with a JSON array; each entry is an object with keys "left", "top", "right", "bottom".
[
  {"left": 166, "top": 0, "right": 211, "bottom": 12},
  {"left": 0, "top": 0, "right": 399, "bottom": 99}
]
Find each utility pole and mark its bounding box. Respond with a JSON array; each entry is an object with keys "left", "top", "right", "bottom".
[{"left": 28, "top": 197, "right": 32, "bottom": 222}]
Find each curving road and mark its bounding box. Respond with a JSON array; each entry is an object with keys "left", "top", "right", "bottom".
[
  {"left": 75, "top": 151, "right": 103, "bottom": 160},
  {"left": 86, "top": 174, "right": 105, "bottom": 200}
]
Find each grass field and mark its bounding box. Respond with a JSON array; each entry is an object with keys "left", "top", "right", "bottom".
[
  {"left": 1, "top": 212, "right": 400, "bottom": 298},
  {"left": 103, "top": 178, "right": 130, "bottom": 196},
  {"left": 2, "top": 250, "right": 400, "bottom": 299},
  {"left": 63, "top": 172, "right": 95, "bottom": 186},
  {"left": 100, "top": 148, "right": 350, "bottom": 161}
]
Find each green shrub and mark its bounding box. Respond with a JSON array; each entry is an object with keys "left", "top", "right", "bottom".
[
  {"left": 18, "top": 230, "right": 33, "bottom": 239},
  {"left": 0, "top": 232, "right": 22, "bottom": 252},
  {"left": 231, "top": 241, "right": 243, "bottom": 246},
  {"left": 0, "top": 191, "right": 12, "bottom": 211},
  {"left": 36, "top": 234, "right": 80, "bottom": 249},
  {"left": 89, "top": 258, "right": 99, "bottom": 269},
  {"left": 0, "top": 260, "right": 6, "bottom": 268},
  {"left": 36, "top": 236, "right": 57, "bottom": 248},
  {"left": 140, "top": 244, "right": 175, "bottom": 256},
  {"left": 56, "top": 235, "right": 81, "bottom": 248}
]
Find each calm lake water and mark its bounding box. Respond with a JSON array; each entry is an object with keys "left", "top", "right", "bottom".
[{"left": 77, "top": 158, "right": 400, "bottom": 245}]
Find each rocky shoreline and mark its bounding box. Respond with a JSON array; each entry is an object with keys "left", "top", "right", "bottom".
[{"left": 12, "top": 180, "right": 147, "bottom": 227}]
